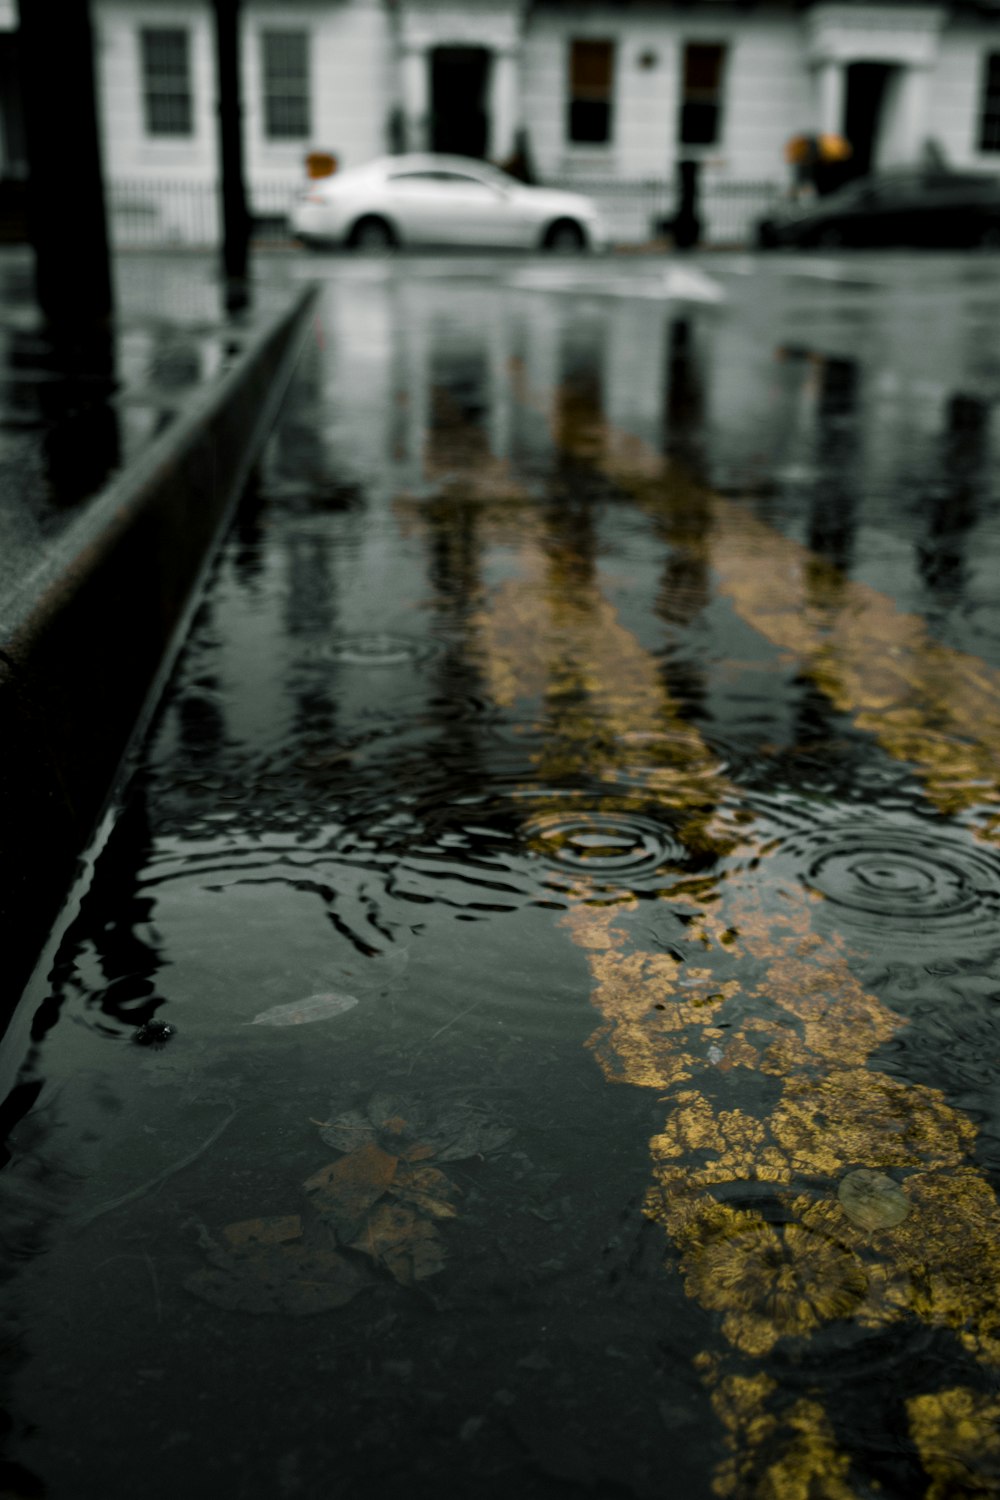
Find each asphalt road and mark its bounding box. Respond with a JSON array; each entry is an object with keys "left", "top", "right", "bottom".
[{"left": 3, "top": 245, "right": 1000, "bottom": 1500}]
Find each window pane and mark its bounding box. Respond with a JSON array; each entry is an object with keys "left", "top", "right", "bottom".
[
  {"left": 679, "top": 42, "right": 726, "bottom": 147},
  {"left": 568, "top": 39, "right": 614, "bottom": 144},
  {"left": 264, "top": 31, "right": 306, "bottom": 79},
  {"left": 980, "top": 53, "right": 1000, "bottom": 152},
  {"left": 680, "top": 100, "right": 720, "bottom": 147},
  {"left": 569, "top": 100, "right": 611, "bottom": 144},
  {"left": 571, "top": 40, "right": 613, "bottom": 93},
  {"left": 683, "top": 43, "right": 724, "bottom": 93},
  {"left": 262, "top": 30, "right": 310, "bottom": 140},
  {"left": 140, "top": 28, "right": 192, "bottom": 137}
]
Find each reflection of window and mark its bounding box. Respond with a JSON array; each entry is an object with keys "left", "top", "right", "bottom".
[
  {"left": 568, "top": 40, "right": 615, "bottom": 145},
  {"left": 979, "top": 53, "right": 1000, "bottom": 151},
  {"left": 140, "top": 28, "right": 193, "bottom": 137},
  {"left": 262, "top": 30, "right": 310, "bottom": 140},
  {"left": 679, "top": 42, "right": 727, "bottom": 147}
]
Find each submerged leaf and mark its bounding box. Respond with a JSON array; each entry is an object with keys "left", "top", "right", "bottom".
[
  {"left": 318, "top": 1109, "right": 377, "bottom": 1154},
  {"left": 349, "top": 1201, "right": 446, "bottom": 1284},
  {"left": 367, "top": 1092, "right": 423, "bottom": 1133},
  {"left": 319, "top": 1093, "right": 431, "bottom": 1160},
  {"left": 304, "top": 1142, "right": 398, "bottom": 1238},
  {"left": 419, "top": 1105, "right": 515, "bottom": 1162},
  {"left": 391, "top": 1162, "right": 460, "bottom": 1220},
  {"left": 185, "top": 1240, "right": 368, "bottom": 1315},
  {"left": 319, "top": 1092, "right": 513, "bottom": 1164},
  {"left": 222, "top": 1215, "right": 303, "bottom": 1250},
  {"left": 247, "top": 992, "right": 359, "bottom": 1027},
  {"left": 837, "top": 1169, "right": 909, "bottom": 1231}
]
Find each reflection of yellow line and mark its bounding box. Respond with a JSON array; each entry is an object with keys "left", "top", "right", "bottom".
[
  {"left": 508, "top": 356, "right": 1000, "bottom": 843},
  {"left": 710, "top": 502, "right": 1000, "bottom": 836},
  {"left": 407, "top": 380, "right": 1000, "bottom": 1495},
  {"left": 471, "top": 525, "right": 1000, "bottom": 1495}
]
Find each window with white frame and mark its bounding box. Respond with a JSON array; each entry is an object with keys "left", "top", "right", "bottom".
[
  {"left": 567, "top": 40, "right": 615, "bottom": 145},
  {"left": 678, "top": 42, "right": 727, "bottom": 148},
  {"left": 979, "top": 53, "right": 1000, "bottom": 151},
  {"left": 261, "top": 30, "right": 311, "bottom": 140},
  {"left": 140, "top": 27, "right": 193, "bottom": 137}
]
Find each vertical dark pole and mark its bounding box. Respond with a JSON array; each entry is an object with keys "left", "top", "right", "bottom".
[
  {"left": 212, "top": 0, "right": 250, "bottom": 311},
  {"left": 16, "top": 0, "right": 113, "bottom": 328},
  {"left": 672, "top": 159, "right": 702, "bottom": 251}
]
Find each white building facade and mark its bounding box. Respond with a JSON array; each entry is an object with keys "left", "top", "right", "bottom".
[{"left": 8, "top": 0, "right": 1000, "bottom": 243}]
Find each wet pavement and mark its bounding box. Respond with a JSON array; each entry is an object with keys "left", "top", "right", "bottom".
[
  {"left": 0, "top": 248, "right": 293, "bottom": 610},
  {"left": 2, "top": 249, "right": 1000, "bottom": 1499}
]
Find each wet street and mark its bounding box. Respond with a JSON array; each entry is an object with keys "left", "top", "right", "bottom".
[{"left": 3, "top": 249, "right": 1000, "bottom": 1498}]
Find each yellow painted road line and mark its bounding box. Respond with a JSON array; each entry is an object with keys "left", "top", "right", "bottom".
[
  {"left": 405, "top": 382, "right": 1000, "bottom": 1496},
  {"left": 508, "top": 356, "right": 1000, "bottom": 844}
]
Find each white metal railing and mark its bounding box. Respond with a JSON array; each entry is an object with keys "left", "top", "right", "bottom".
[{"left": 107, "top": 177, "right": 783, "bottom": 249}]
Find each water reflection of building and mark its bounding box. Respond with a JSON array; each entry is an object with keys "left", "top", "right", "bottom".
[
  {"left": 809, "top": 354, "right": 860, "bottom": 576},
  {"left": 4, "top": 323, "right": 122, "bottom": 512},
  {"left": 916, "top": 392, "right": 989, "bottom": 600},
  {"left": 2, "top": 0, "right": 994, "bottom": 241}
]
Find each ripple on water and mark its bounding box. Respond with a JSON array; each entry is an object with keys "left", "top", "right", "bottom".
[
  {"left": 306, "top": 633, "right": 443, "bottom": 668},
  {"left": 329, "top": 780, "right": 702, "bottom": 918},
  {"left": 595, "top": 728, "right": 729, "bottom": 794},
  {"left": 789, "top": 825, "right": 1000, "bottom": 950},
  {"left": 519, "top": 807, "right": 688, "bottom": 894}
]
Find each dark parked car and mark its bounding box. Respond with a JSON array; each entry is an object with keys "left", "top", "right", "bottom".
[{"left": 755, "top": 168, "right": 1000, "bottom": 250}]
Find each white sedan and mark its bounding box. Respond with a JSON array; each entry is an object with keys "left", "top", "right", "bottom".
[{"left": 290, "top": 154, "right": 607, "bottom": 253}]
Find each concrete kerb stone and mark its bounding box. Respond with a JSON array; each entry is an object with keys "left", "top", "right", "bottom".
[{"left": 0, "top": 283, "right": 319, "bottom": 1025}]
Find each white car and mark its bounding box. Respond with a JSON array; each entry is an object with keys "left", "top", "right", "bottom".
[{"left": 290, "top": 153, "right": 607, "bottom": 253}]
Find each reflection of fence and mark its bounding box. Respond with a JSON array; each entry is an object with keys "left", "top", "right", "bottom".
[{"left": 108, "top": 176, "right": 783, "bottom": 249}]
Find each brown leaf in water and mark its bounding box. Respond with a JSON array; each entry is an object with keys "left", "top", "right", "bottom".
[
  {"left": 304, "top": 1141, "right": 398, "bottom": 1237},
  {"left": 837, "top": 1168, "right": 910, "bottom": 1231},
  {"left": 399, "top": 1140, "right": 437, "bottom": 1162},
  {"left": 390, "top": 1162, "right": 460, "bottom": 1220},
  {"left": 185, "top": 1239, "right": 369, "bottom": 1315},
  {"left": 319, "top": 1092, "right": 512, "bottom": 1164},
  {"left": 349, "top": 1201, "right": 446, "bottom": 1285},
  {"left": 367, "top": 1093, "right": 436, "bottom": 1159},
  {"left": 319, "top": 1098, "right": 435, "bottom": 1161},
  {"left": 222, "top": 1215, "right": 303, "bottom": 1250}
]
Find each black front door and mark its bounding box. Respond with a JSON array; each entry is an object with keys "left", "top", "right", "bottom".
[
  {"left": 843, "top": 62, "right": 894, "bottom": 179},
  {"left": 430, "top": 47, "right": 491, "bottom": 158}
]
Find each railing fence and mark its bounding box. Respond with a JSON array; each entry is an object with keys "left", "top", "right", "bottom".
[
  {"left": 108, "top": 177, "right": 783, "bottom": 250},
  {"left": 544, "top": 177, "right": 782, "bottom": 247}
]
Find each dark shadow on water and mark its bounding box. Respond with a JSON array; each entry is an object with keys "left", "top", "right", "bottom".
[{"left": 914, "top": 392, "right": 988, "bottom": 603}]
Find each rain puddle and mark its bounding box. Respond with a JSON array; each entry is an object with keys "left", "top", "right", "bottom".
[{"left": 2, "top": 257, "right": 1000, "bottom": 1498}]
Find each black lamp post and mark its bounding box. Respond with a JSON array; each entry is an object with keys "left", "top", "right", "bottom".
[
  {"left": 212, "top": 0, "right": 251, "bottom": 311},
  {"left": 16, "top": 0, "right": 113, "bottom": 329}
]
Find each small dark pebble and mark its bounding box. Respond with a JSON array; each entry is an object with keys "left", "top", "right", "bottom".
[{"left": 133, "top": 1020, "right": 176, "bottom": 1048}]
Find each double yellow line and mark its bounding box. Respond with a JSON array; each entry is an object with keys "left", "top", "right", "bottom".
[{"left": 401, "top": 356, "right": 1000, "bottom": 1497}]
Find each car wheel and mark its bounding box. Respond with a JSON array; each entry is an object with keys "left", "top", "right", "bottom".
[
  {"left": 814, "top": 225, "right": 845, "bottom": 250},
  {"left": 755, "top": 222, "right": 778, "bottom": 250},
  {"left": 978, "top": 224, "right": 1000, "bottom": 250},
  {"left": 544, "top": 219, "right": 586, "bottom": 253},
  {"left": 348, "top": 216, "right": 397, "bottom": 253}
]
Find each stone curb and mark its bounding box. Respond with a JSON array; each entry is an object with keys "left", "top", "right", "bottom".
[{"left": 0, "top": 284, "right": 318, "bottom": 1020}]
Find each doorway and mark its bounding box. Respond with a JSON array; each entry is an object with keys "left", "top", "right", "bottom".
[
  {"left": 843, "top": 62, "right": 894, "bottom": 178},
  {"left": 0, "top": 34, "right": 27, "bottom": 241},
  {"left": 430, "top": 47, "right": 491, "bottom": 158}
]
